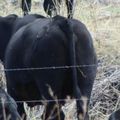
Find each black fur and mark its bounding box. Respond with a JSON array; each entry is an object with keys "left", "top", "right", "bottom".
[
  {"left": 5, "top": 16, "right": 97, "bottom": 119},
  {"left": 0, "top": 14, "right": 45, "bottom": 63},
  {"left": 0, "top": 88, "right": 21, "bottom": 120},
  {"left": 109, "top": 109, "right": 120, "bottom": 120}
]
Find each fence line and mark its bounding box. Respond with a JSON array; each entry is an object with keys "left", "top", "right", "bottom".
[
  {"left": 0, "top": 64, "right": 98, "bottom": 73},
  {"left": 0, "top": 97, "right": 119, "bottom": 104},
  {"left": 0, "top": 98, "right": 94, "bottom": 104}
]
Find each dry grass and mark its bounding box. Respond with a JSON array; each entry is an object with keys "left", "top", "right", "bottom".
[{"left": 0, "top": 0, "right": 120, "bottom": 120}]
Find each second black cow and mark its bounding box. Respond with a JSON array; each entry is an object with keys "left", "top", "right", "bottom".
[
  {"left": 109, "top": 109, "right": 120, "bottom": 120},
  {"left": 0, "top": 88, "right": 21, "bottom": 120},
  {"left": 0, "top": 14, "right": 45, "bottom": 63},
  {"left": 5, "top": 16, "right": 97, "bottom": 120}
]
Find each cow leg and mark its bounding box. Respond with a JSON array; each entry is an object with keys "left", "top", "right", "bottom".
[
  {"left": 21, "top": 0, "right": 31, "bottom": 16},
  {"left": 77, "top": 103, "right": 89, "bottom": 120},
  {"left": 77, "top": 79, "right": 94, "bottom": 120},
  {"left": 6, "top": 85, "right": 26, "bottom": 119},
  {"left": 42, "top": 102, "right": 64, "bottom": 120},
  {"left": 84, "top": 113, "right": 89, "bottom": 120},
  {"left": 17, "top": 102, "right": 26, "bottom": 120},
  {"left": 66, "top": 0, "right": 74, "bottom": 18}
]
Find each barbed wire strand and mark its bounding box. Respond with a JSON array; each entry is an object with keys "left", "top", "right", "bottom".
[
  {"left": 0, "top": 64, "right": 95, "bottom": 104},
  {"left": 0, "top": 64, "right": 98, "bottom": 72},
  {"left": 0, "top": 97, "right": 119, "bottom": 104},
  {"left": 0, "top": 98, "right": 91, "bottom": 104}
]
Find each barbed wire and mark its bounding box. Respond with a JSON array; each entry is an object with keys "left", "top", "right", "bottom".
[
  {"left": 0, "top": 64, "right": 120, "bottom": 73},
  {"left": 0, "top": 64, "right": 98, "bottom": 73},
  {"left": 0, "top": 97, "right": 119, "bottom": 104},
  {"left": 0, "top": 98, "right": 95, "bottom": 104},
  {"left": 0, "top": 64, "right": 97, "bottom": 104}
]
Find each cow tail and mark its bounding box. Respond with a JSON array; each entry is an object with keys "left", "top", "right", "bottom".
[{"left": 55, "top": 16, "right": 85, "bottom": 119}]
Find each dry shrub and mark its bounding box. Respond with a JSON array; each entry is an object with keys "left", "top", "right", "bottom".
[{"left": 90, "top": 63, "right": 120, "bottom": 120}]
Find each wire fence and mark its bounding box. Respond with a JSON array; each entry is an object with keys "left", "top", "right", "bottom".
[
  {"left": 0, "top": 64, "right": 96, "bottom": 104},
  {"left": 0, "top": 63, "right": 97, "bottom": 104},
  {"left": 0, "top": 98, "right": 89, "bottom": 104},
  {"left": 0, "top": 64, "right": 97, "bottom": 72}
]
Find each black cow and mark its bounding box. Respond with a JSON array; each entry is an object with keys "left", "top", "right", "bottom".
[
  {"left": 0, "top": 14, "right": 45, "bottom": 63},
  {"left": 12, "top": 14, "right": 45, "bottom": 33},
  {"left": 5, "top": 15, "right": 97, "bottom": 120},
  {"left": 0, "top": 88, "right": 21, "bottom": 120},
  {"left": 21, "top": 0, "right": 74, "bottom": 18},
  {"left": 109, "top": 109, "right": 120, "bottom": 120},
  {"left": 0, "top": 14, "right": 18, "bottom": 63}
]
